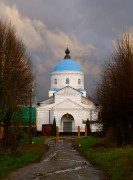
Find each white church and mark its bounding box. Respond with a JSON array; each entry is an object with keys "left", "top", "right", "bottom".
[{"left": 37, "top": 48, "right": 100, "bottom": 133}]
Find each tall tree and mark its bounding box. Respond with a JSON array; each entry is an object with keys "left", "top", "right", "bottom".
[
  {"left": 96, "top": 30, "right": 133, "bottom": 145},
  {"left": 0, "top": 20, "right": 34, "bottom": 146}
]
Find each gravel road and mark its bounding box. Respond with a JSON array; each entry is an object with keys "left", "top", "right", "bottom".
[{"left": 5, "top": 138, "right": 107, "bottom": 180}]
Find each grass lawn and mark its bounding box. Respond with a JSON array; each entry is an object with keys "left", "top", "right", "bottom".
[
  {"left": 73, "top": 136, "right": 133, "bottom": 180},
  {"left": 0, "top": 136, "right": 48, "bottom": 179}
]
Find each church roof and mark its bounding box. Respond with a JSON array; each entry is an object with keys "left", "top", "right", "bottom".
[
  {"left": 52, "top": 58, "right": 82, "bottom": 72},
  {"left": 52, "top": 48, "right": 82, "bottom": 72},
  {"left": 54, "top": 86, "right": 82, "bottom": 95}
]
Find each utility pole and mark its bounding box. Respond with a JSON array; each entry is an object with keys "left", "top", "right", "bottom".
[{"left": 29, "top": 84, "right": 32, "bottom": 144}]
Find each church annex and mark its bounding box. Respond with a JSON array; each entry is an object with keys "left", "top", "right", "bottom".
[{"left": 37, "top": 48, "right": 99, "bottom": 133}]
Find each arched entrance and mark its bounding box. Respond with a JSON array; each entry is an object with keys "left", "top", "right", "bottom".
[{"left": 61, "top": 113, "right": 74, "bottom": 132}]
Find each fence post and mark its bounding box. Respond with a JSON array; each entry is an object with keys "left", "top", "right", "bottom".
[
  {"left": 78, "top": 126, "right": 80, "bottom": 137},
  {"left": 85, "top": 126, "right": 87, "bottom": 137}
]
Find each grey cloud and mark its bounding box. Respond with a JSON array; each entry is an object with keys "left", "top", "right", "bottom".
[
  {"left": 76, "top": 0, "right": 133, "bottom": 38},
  {"left": 1, "top": 0, "right": 133, "bottom": 101},
  {"left": 0, "top": 2, "right": 98, "bottom": 100}
]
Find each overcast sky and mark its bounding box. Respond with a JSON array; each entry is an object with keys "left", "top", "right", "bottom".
[{"left": 0, "top": 0, "right": 133, "bottom": 101}]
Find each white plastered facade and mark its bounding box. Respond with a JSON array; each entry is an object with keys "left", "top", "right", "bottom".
[{"left": 37, "top": 86, "right": 99, "bottom": 132}]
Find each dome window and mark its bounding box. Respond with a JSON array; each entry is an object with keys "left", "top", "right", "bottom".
[
  {"left": 78, "top": 79, "right": 81, "bottom": 84},
  {"left": 66, "top": 78, "right": 69, "bottom": 84},
  {"left": 54, "top": 79, "right": 57, "bottom": 85}
]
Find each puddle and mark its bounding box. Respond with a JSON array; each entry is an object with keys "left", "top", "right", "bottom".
[{"left": 43, "top": 165, "right": 89, "bottom": 178}]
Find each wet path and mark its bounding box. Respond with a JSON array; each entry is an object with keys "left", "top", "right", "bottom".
[{"left": 5, "top": 138, "right": 106, "bottom": 180}]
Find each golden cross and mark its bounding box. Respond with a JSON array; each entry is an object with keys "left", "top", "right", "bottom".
[{"left": 66, "top": 37, "right": 69, "bottom": 48}]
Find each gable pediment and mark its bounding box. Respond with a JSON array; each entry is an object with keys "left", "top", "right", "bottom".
[
  {"left": 54, "top": 86, "right": 81, "bottom": 95},
  {"left": 53, "top": 99, "right": 84, "bottom": 109}
]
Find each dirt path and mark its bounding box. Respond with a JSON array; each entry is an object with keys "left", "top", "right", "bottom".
[{"left": 5, "top": 138, "right": 107, "bottom": 180}]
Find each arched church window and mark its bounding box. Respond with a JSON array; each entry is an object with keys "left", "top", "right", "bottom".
[
  {"left": 54, "top": 79, "right": 57, "bottom": 85},
  {"left": 66, "top": 78, "right": 69, "bottom": 84},
  {"left": 78, "top": 79, "right": 81, "bottom": 84}
]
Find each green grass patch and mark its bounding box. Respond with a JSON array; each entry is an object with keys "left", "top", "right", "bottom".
[
  {"left": 0, "top": 136, "right": 48, "bottom": 179},
  {"left": 73, "top": 137, "right": 133, "bottom": 180}
]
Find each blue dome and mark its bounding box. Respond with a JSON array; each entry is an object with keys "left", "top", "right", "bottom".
[{"left": 52, "top": 58, "right": 82, "bottom": 72}]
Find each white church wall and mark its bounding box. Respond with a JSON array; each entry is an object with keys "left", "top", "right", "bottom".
[
  {"left": 37, "top": 111, "right": 49, "bottom": 131},
  {"left": 55, "top": 94, "right": 81, "bottom": 104},
  {"left": 52, "top": 109, "right": 87, "bottom": 132},
  {"left": 82, "top": 110, "right": 89, "bottom": 120},
  {"left": 51, "top": 71, "right": 84, "bottom": 90},
  {"left": 37, "top": 107, "right": 100, "bottom": 132}
]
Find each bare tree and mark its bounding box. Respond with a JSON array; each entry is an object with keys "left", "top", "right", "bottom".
[
  {"left": 96, "top": 30, "right": 133, "bottom": 145},
  {"left": 0, "top": 20, "right": 34, "bottom": 147}
]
